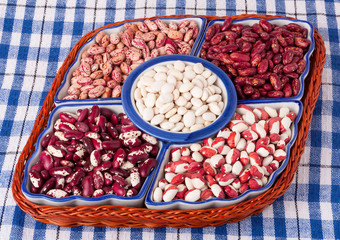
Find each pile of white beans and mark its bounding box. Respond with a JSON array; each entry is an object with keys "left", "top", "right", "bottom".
[{"left": 133, "top": 60, "right": 225, "bottom": 132}]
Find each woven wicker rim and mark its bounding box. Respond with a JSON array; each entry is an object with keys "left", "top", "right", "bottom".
[{"left": 12, "top": 14, "right": 326, "bottom": 228}]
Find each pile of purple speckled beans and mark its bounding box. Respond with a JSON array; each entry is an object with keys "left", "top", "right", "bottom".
[
  {"left": 63, "top": 19, "right": 200, "bottom": 100},
  {"left": 29, "top": 105, "right": 159, "bottom": 198}
]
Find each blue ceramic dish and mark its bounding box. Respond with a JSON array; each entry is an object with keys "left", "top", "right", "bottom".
[
  {"left": 22, "top": 103, "right": 166, "bottom": 207},
  {"left": 195, "top": 18, "right": 315, "bottom": 102},
  {"left": 121, "top": 55, "right": 237, "bottom": 143},
  {"left": 54, "top": 16, "right": 207, "bottom": 106},
  {"left": 145, "top": 100, "right": 302, "bottom": 210}
]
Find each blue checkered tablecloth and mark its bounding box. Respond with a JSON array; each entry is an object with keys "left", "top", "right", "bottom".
[{"left": 0, "top": 0, "right": 338, "bottom": 239}]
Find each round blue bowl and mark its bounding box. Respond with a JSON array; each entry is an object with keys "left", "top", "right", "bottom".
[{"left": 121, "top": 55, "right": 237, "bottom": 143}]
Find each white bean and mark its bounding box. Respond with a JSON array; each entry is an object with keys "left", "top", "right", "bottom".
[
  {"left": 150, "top": 114, "right": 165, "bottom": 125},
  {"left": 183, "top": 110, "right": 196, "bottom": 128}
]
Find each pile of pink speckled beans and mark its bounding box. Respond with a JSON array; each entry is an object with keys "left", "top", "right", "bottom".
[{"left": 63, "top": 19, "right": 200, "bottom": 100}]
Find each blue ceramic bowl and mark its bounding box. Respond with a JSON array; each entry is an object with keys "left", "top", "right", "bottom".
[
  {"left": 121, "top": 55, "right": 237, "bottom": 143},
  {"left": 22, "top": 103, "right": 166, "bottom": 207},
  {"left": 145, "top": 100, "right": 303, "bottom": 210},
  {"left": 195, "top": 18, "right": 315, "bottom": 102},
  {"left": 54, "top": 16, "right": 207, "bottom": 106}
]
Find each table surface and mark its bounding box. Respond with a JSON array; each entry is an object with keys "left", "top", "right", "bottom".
[{"left": 0, "top": 0, "right": 338, "bottom": 239}]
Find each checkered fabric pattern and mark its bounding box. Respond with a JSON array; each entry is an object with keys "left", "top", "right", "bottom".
[{"left": 0, "top": 0, "right": 338, "bottom": 239}]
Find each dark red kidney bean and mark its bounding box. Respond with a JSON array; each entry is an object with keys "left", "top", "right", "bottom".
[
  {"left": 112, "top": 148, "right": 127, "bottom": 169},
  {"left": 270, "top": 73, "right": 284, "bottom": 90},
  {"left": 230, "top": 24, "right": 243, "bottom": 32},
  {"left": 250, "top": 88, "right": 261, "bottom": 99},
  {"left": 225, "top": 65, "right": 238, "bottom": 77},
  {"left": 59, "top": 112, "right": 76, "bottom": 124},
  {"left": 69, "top": 170, "right": 85, "bottom": 186},
  {"left": 235, "top": 84, "right": 246, "bottom": 99},
  {"left": 77, "top": 108, "right": 89, "bottom": 122},
  {"left": 93, "top": 161, "right": 112, "bottom": 172},
  {"left": 234, "top": 76, "right": 247, "bottom": 86},
  {"left": 273, "top": 53, "right": 282, "bottom": 64},
  {"left": 40, "top": 150, "right": 54, "bottom": 171},
  {"left": 281, "top": 76, "right": 290, "bottom": 85},
  {"left": 271, "top": 38, "right": 280, "bottom": 53},
  {"left": 31, "top": 186, "right": 39, "bottom": 194},
  {"left": 102, "top": 139, "right": 121, "bottom": 151},
  {"left": 110, "top": 113, "right": 118, "bottom": 126},
  {"left": 207, "top": 52, "right": 220, "bottom": 61},
  {"left": 295, "top": 37, "right": 310, "bottom": 48},
  {"left": 127, "top": 151, "right": 149, "bottom": 165},
  {"left": 259, "top": 88, "right": 267, "bottom": 96},
  {"left": 100, "top": 132, "right": 113, "bottom": 141},
  {"left": 106, "top": 123, "right": 118, "bottom": 138},
  {"left": 240, "top": 41, "right": 252, "bottom": 53},
  {"left": 283, "top": 83, "right": 293, "bottom": 97},
  {"left": 100, "top": 107, "right": 114, "bottom": 120},
  {"left": 210, "top": 32, "right": 225, "bottom": 45},
  {"left": 283, "top": 63, "right": 298, "bottom": 73},
  {"left": 109, "top": 168, "right": 129, "bottom": 178},
  {"left": 202, "top": 41, "right": 211, "bottom": 49},
  {"left": 268, "top": 60, "right": 274, "bottom": 71},
  {"left": 139, "top": 158, "right": 157, "bottom": 178},
  {"left": 218, "top": 53, "right": 234, "bottom": 64},
  {"left": 112, "top": 175, "right": 128, "bottom": 186},
  {"left": 221, "top": 16, "right": 232, "bottom": 31},
  {"left": 224, "top": 31, "right": 238, "bottom": 40},
  {"left": 292, "top": 78, "right": 301, "bottom": 96},
  {"left": 213, "top": 23, "right": 221, "bottom": 33},
  {"left": 230, "top": 52, "right": 250, "bottom": 62},
  {"left": 211, "top": 60, "right": 220, "bottom": 67},
  {"left": 39, "top": 177, "right": 56, "bottom": 194},
  {"left": 82, "top": 176, "right": 94, "bottom": 197},
  {"left": 112, "top": 182, "right": 126, "bottom": 196},
  {"left": 59, "top": 123, "right": 75, "bottom": 132},
  {"left": 259, "top": 19, "right": 273, "bottom": 32},
  {"left": 263, "top": 83, "right": 273, "bottom": 91},
  {"left": 254, "top": 72, "right": 271, "bottom": 80},
  {"left": 233, "top": 61, "right": 251, "bottom": 69},
  {"left": 260, "top": 32, "right": 270, "bottom": 41},
  {"left": 297, "top": 59, "right": 306, "bottom": 74},
  {"left": 251, "top": 43, "right": 266, "bottom": 56},
  {"left": 265, "top": 50, "right": 274, "bottom": 60},
  {"left": 268, "top": 90, "right": 284, "bottom": 98},
  {"left": 200, "top": 49, "right": 207, "bottom": 59},
  {"left": 285, "top": 36, "right": 294, "bottom": 46},
  {"left": 252, "top": 23, "right": 263, "bottom": 33},
  {"left": 257, "top": 59, "right": 269, "bottom": 74},
  {"left": 41, "top": 132, "right": 53, "bottom": 148},
  {"left": 238, "top": 68, "right": 257, "bottom": 77},
  {"left": 273, "top": 64, "right": 284, "bottom": 74},
  {"left": 87, "top": 105, "right": 100, "bottom": 124},
  {"left": 243, "top": 85, "right": 254, "bottom": 95},
  {"left": 64, "top": 130, "right": 84, "bottom": 140},
  {"left": 31, "top": 163, "right": 44, "bottom": 172},
  {"left": 150, "top": 145, "right": 159, "bottom": 157},
  {"left": 48, "top": 135, "right": 58, "bottom": 146},
  {"left": 241, "top": 36, "right": 256, "bottom": 43},
  {"left": 82, "top": 136, "right": 94, "bottom": 154},
  {"left": 251, "top": 53, "right": 262, "bottom": 67},
  {"left": 283, "top": 50, "right": 294, "bottom": 65},
  {"left": 40, "top": 170, "right": 50, "bottom": 180},
  {"left": 245, "top": 77, "right": 265, "bottom": 87},
  {"left": 277, "top": 34, "right": 287, "bottom": 47},
  {"left": 242, "top": 30, "right": 259, "bottom": 39},
  {"left": 287, "top": 23, "right": 303, "bottom": 32},
  {"left": 285, "top": 72, "right": 299, "bottom": 79}
]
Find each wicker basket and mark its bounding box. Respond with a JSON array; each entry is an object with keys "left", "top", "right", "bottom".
[{"left": 12, "top": 14, "right": 326, "bottom": 228}]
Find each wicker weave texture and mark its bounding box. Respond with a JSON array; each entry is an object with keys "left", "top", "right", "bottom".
[{"left": 12, "top": 14, "right": 326, "bottom": 228}]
